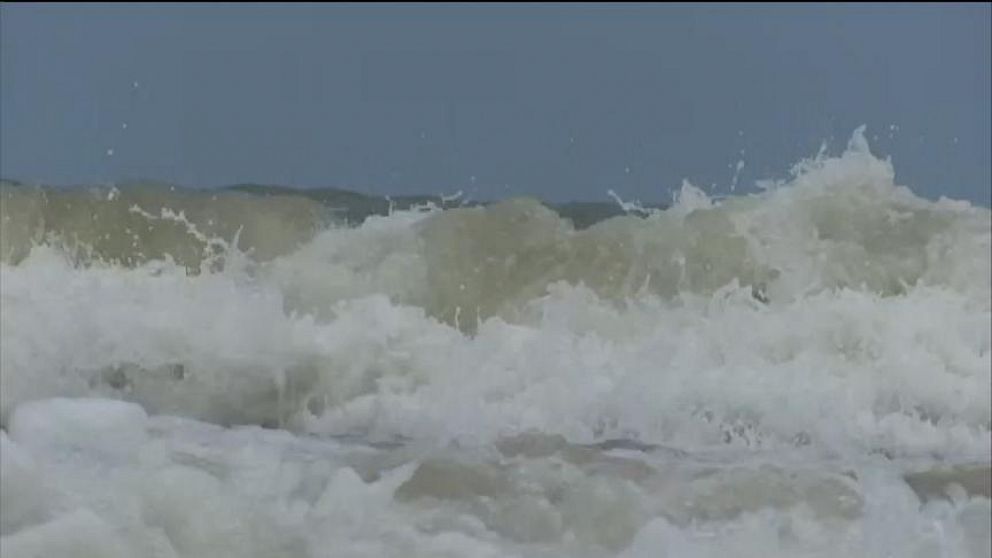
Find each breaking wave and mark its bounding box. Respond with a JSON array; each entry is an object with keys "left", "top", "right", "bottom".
[{"left": 1, "top": 128, "right": 989, "bottom": 557}]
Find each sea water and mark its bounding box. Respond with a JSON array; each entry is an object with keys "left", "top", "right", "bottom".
[{"left": 1, "top": 129, "right": 989, "bottom": 557}]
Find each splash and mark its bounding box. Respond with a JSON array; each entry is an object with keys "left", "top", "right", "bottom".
[{"left": 1, "top": 129, "right": 989, "bottom": 557}]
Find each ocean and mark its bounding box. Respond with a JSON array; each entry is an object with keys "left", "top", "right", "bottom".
[{"left": 1, "top": 129, "right": 989, "bottom": 557}]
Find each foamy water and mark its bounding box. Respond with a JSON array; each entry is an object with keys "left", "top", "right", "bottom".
[{"left": 1, "top": 129, "right": 989, "bottom": 557}]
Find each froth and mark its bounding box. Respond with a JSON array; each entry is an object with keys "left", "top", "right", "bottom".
[{"left": 1, "top": 129, "right": 989, "bottom": 556}]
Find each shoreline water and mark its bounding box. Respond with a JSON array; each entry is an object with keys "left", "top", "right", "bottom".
[{"left": 2, "top": 132, "right": 989, "bottom": 556}]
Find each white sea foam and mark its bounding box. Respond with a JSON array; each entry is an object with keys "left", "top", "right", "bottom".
[{"left": 1, "top": 130, "right": 989, "bottom": 556}]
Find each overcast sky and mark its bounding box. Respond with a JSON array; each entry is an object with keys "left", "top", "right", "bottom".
[{"left": 1, "top": 3, "right": 989, "bottom": 203}]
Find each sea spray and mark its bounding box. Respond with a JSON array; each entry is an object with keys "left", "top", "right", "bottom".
[{"left": 1, "top": 130, "right": 989, "bottom": 557}]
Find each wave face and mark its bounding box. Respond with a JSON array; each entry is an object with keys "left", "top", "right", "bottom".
[{"left": 2, "top": 129, "right": 990, "bottom": 557}]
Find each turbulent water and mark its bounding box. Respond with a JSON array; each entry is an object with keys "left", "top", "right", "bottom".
[{"left": 1, "top": 129, "right": 990, "bottom": 557}]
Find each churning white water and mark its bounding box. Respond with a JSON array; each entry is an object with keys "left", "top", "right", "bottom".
[{"left": 1, "top": 129, "right": 989, "bottom": 557}]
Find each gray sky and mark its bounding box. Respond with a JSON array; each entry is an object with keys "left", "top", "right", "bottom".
[{"left": 1, "top": 3, "right": 989, "bottom": 203}]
